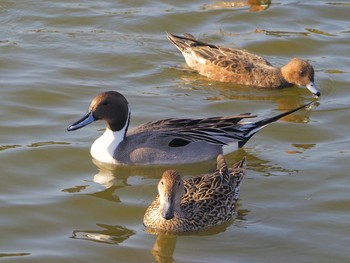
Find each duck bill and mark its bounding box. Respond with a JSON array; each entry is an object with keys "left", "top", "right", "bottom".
[
  {"left": 306, "top": 81, "right": 321, "bottom": 98},
  {"left": 162, "top": 195, "right": 175, "bottom": 220},
  {"left": 67, "top": 111, "right": 95, "bottom": 131}
]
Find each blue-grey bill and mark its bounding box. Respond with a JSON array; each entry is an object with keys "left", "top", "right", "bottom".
[
  {"left": 306, "top": 82, "right": 320, "bottom": 97},
  {"left": 67, "top": 111, "right": 95, "bottom": 131}
]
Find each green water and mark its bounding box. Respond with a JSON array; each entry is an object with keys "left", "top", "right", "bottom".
[{"left": 1, "top": 0, "right": 350, "bottom": 262}]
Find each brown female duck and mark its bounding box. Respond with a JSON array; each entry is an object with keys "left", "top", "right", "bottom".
[
  {"left": 167, "top": 33, "right": 320, "bottom": 97},
  {"left": 143, "top": 154, "right": 245, "bottom": 232}
]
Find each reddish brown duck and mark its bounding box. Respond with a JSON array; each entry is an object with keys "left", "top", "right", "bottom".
[{"left": 167, "top": 33, "right": 320, "bottom": 97}]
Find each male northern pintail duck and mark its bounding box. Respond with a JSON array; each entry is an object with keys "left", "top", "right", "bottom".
[
  {"left": 143, "top": 154, "right": 245, "bottom": 232},
  {"left": 167, "top": 33, "right": 320, "bottom": 97},
  {"left": 67, "top": 91, "right": 313, "bottom": 165}
]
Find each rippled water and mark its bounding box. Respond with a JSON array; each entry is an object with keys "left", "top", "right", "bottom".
[{"left": 1, "top": 0, "right": 349, "bottom": 262}]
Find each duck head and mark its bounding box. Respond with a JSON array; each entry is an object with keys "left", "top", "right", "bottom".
[
  {"left": 158, "top": 170, "right": 184, "bottom": 220},
  {"left": 281, "top": 58, "right": 320, "bottom": 97},
  {"left": 67, "top": 91, "right": 130, "bottom": 132}
]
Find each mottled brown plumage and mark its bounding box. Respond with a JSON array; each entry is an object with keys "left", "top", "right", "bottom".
[
  {"left": 143, "top": 154, "right": 246, "bottom": 233},
  {"left": 167, "top": 33, "right": 320, "bottom": 97}
]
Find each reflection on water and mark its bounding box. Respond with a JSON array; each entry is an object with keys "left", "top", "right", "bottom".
[
  {"left": 62, "top": 185, "right": 89, "bottom": 193},
  {"left": 89, "top": 185, "right": 122, "bottom": 203},
  {"left": 90, "top": 145, "right": 306, "bottom": 187},
  {"left": 151, "top": 234, "right": 177, "bottom": 263},
  {"left": 175, "top": 69, "right": 319, "bottom": 121},
  {"left": 256, "top": 27, "right": 343, "bottom": 38},
  {"left": 149, "top": 205, "right": 250, "bottom": 263},
  {"left": 0, "top": 144, "right": 21, "bottom": 151},
  {"left": 255, "top": 28, "right": 310, "bottom": 37},
  {"left": 71, "top": 224, "right": 135, "bottom": 245},
  {"left": 203, "top": 0, "right": 271, "bottom": 12},
  {"left": 236, "top": 206, "right": 250, "bottom": 223},
  {"left": 27, "top": 141, "right": 70, "bottom": 148},
  {"left": 237, "top": 148, "right": 303, "bottom": 177},
  {"left": 0, "top": 141, "right": 69, "bottom": 152},
  {"left": 287, "top": 143, "right": 316, "bottom": 155},
  {"left": 0, "top": 253, "right": 31, "bottom": 258}
]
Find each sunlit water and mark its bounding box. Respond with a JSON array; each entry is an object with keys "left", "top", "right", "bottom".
[{"left": 1, "top": 0, "right": 350, "bottom": 262}]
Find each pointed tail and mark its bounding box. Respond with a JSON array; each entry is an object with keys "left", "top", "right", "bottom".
[
  {"left": 231, "top": 157, "right": 246, "bottom": 200},
  {"left": 216, "top": 154, "right": 228, "bottom": 174},
  {"left": 231, "top": 157, "right": 246, "bottom": 183},
  {"left": 238, "top": 101, "right": 314, "bottom": 148},
  {"left": 167, "top": 32, "right": 218, "bottom": 51}
]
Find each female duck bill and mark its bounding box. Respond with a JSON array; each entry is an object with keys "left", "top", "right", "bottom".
[{"left": 162, "top": 195, "right": 175, "bottom": 220}]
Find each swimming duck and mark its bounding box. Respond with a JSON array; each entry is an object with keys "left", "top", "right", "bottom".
[
  {"left": 167, "top": 33, "right": 320, "bottom": 97},
  {"left": 143, "top": 154, "right": 245, "bottom": 232},
  {"left": 67, "top": 91, "right": 313, "bottom": 165}
]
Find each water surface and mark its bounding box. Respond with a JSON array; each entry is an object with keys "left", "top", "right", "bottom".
[{"left": 1, "top": 0, "right": 350, "bottom": 262}]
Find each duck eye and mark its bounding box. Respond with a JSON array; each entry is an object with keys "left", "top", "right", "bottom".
[
  {"left": 178, "top": 182, "right": 181, "bottom": 186},
  {"left": 300, "top": 70, "right": 305, "bottom": 76},
  {"left": 102, "top": 100, "right": 109, "bottom": 106},
  {"left": 161, "top": 181, "right": 164, "bottom": 185}
]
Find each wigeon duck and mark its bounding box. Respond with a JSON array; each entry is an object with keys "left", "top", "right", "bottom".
[{"left": 167, "top": 33, "right": 320, "bottom": 97}]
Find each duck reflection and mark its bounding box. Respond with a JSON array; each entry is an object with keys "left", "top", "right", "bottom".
[
  {"left": 148, "top": 205, "right": 249, "bottom": 263},
  {"left": 91, "top": 145, "right": 309, "bottom": 191},
  {"left": 87, "top": 159, "right": 219, "bottom": 208},
  {"left": 71, "top": 223, "right": 135, "bottom": 245},
  {"left": 203, "top": 0, "right": 271, "bottom": 12},
  {"left": 175, "top": 73, "right": 318, "bottom": 123},
  {"left": 220, "top": 150, "right": 296, "bottom": 177},
  {"left": 151, "top": 234, "right": 177, "bottom": 263},
  {"left": 93, "top": 158, "right": 219, "bottom": 188},
  {"left": 287, "top": 143, "right": 316, "bottom": 155}
]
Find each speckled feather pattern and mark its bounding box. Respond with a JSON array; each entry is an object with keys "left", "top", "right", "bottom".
[
  {"left": 143, "top": 155, "right": 246, "bottom": 232},
  {"left": 167, "top": 33, "right": 315, "bottom": 89}
]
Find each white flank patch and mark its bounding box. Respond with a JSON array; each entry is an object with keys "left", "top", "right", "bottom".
[{"left": 183, "top": 52, "right": 197, "bottom": 68}]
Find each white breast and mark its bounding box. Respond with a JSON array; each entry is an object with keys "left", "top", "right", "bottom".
[{"left": 90, "top": 127, "right": 125, "bottom": 164}]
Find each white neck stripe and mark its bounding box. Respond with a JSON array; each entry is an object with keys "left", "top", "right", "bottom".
[{"left": 90, "top": 109, "right": 130, "bottom": 164}]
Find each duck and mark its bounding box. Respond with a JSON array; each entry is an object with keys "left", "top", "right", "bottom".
[
  {"left": 167, "top": 33, "right": 320, "bottom": 97},
  {"left": 143, "top": 154, "right": 245, "bottom": 232},
  {"left": 67, "top": 90, "right": 313, "bottom": 165}
]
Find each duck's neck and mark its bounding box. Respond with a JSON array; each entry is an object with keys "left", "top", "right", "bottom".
[
  {"left": 279, "top": 66, "right": 294, "bottom": 87},
  {"left": 90, "top": 114, "right": 129, "bottom": 164}
]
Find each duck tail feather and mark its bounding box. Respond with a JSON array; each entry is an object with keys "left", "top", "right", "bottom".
[{"left": 239, "top": 101, "right": 314, "bottom": 148}]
